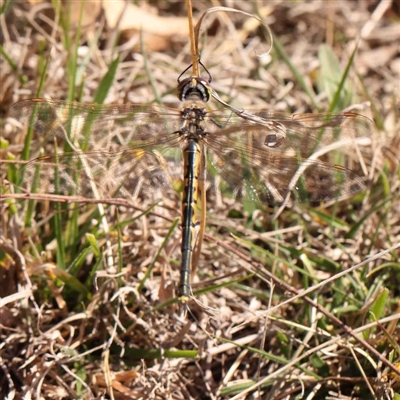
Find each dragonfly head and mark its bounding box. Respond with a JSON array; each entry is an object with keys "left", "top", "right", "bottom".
[{"left": 178, "top": 76, "right": 212, "bottom": 103}]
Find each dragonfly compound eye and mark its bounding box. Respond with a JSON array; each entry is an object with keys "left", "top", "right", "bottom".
[{"left": 178, "top": 77, "right": 211, "bottom": 103}]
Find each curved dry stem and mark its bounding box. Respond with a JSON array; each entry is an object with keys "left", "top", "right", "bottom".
[{"left": 194, "top": 6, "right": 273, "bottom": 65}]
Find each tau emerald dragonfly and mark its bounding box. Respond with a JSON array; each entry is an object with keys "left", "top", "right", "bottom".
[{"left": 5, "top": 62, "right": 373, "bottom": 307}]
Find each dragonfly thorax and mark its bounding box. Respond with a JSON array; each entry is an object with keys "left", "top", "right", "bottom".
[{"left": 179, "top": 104, "right": 207, "bottom": 138}]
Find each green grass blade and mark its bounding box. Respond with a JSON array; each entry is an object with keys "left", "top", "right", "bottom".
[
  {"left": 219, "top": 381, "right": 266, "bottom": 397},
  {"left": 5, "top": 149, "right": 16, "bottom": 185},
  {"left": 93, "top": 56, "right": 120, "bottom": 104},
  {"left": 368, "top": 262, "right": 400, "bottom": 277},
  {"left": 326, "top": 40, "right": 358, "bottom": 113},
  {"left": 68, "top": 56, "right": 120, "bottom": 154},
  {"left": 346, "top": 196, "right": 393, "bottom": 239},
  {"left": 193, "top": 274, "right": 255, "bottom": 298},
  {"left": 308, "top": 208, "right": 350, "bottom": 229},
  {"left": 68, "top": 245, "right": 93, "bottom": 277},
  {"left": 85, "top": 250, "right": 103, "bottom": 291},
  {"left": 122, "top": 347, "right": 198, "bottom": 360},
  {"left": 318, "top": 44, "right": 353, "bottom": 111},
  {"left": 85, "top": 233, "right": 101, "bottom": 258},
  {"left": 214, "top": 335, "right": 321, "bottom": 378},
  {"left": 64, "top": 205, "right": 80, "bottom": 260},
  {"left": 229, "top": 282, "right": 270, "bottom": 301},
  {"left": 24, "top": 149, "right": 44, "bottom": 228},
  {"left": 116, "top": 210, "right": 123, "bottom": 287},
  {"left": 0, "top": 44, "right": 27, "bottom": 84},
  {"left": 75, "top": 25, "right": 103, "bottom": 88},
  {"left": 141, "top": 29, "right": 162, "bottom": 104},
  {"left": 0, "top": 0, "right": 12, "bottom": 14},
  {"left": 146, "top": 275, "right": 254, "bottom": 315},
  {"left": 74, "top": 362, "right": 86, "bottom": 396},
  {"left": 52, "top": 141, "right": 66, "bottom": 269},
  {"left": 363, "top": 288, "right": 389, "bottom": 339},
  {"left": 115, "top": 202, "right": 160, "bottom": 229},
  {"left": 57, "top": 0, "right": 84, "bottom": 101},
  {"left": 272, "top": 35, "right": 320, "bottom": 111},
  {"left": 369, "top": 287, "right": 389, "bottom": 322},
  {"left": 231, "top": 234, "right": 317, "bottom": 281},
  {"left": 356, "top": 71, "right": 385, "bottom": 130},
  {"left": 20, "top": 56, "right": 49, "bottom": 163},
  {"left": 3, "top": 151, "right": 18, "bottom": 216},
  {"left": 49, "top": 267, "right": 90, "bottom": 297}
]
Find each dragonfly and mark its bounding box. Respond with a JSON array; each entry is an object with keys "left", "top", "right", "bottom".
[{"left": 3, "top": 5, "right": 373, "bottom": 311}]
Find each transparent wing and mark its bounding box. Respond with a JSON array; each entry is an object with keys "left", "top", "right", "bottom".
[
  {"left": 202, "top": 111, "right": 373, "bottom": 204},
  {"left": 9, "top": 99, "right": 373, "bottom": 205},
  {"left": 10, "top": 99, "right": 186, "bottom": 199}
]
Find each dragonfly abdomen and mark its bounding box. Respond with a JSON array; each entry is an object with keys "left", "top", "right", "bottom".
[{"left": 178, "top": 139, "right": 201, "bottom": 302}]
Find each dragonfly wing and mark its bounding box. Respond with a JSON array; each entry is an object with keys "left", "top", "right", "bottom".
[
  {"left": 203, "top": 112, "right": 372, "bottom": 205},
  {"left": 19, "top": 143, "right": 184, "bottom": 199},
  {"left": 10, "top": 99, "right": 184, "bottom": 149},
  {"left": 207, "top": 111, "right": 373, "bottom": 154},
  {"left": 10, "top": 99, "right": 185, "bottom": 199}
]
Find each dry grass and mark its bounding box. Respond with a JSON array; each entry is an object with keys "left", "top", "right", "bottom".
[{"left": 0, "top": 1, "right": 399, "bottom": 399}]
